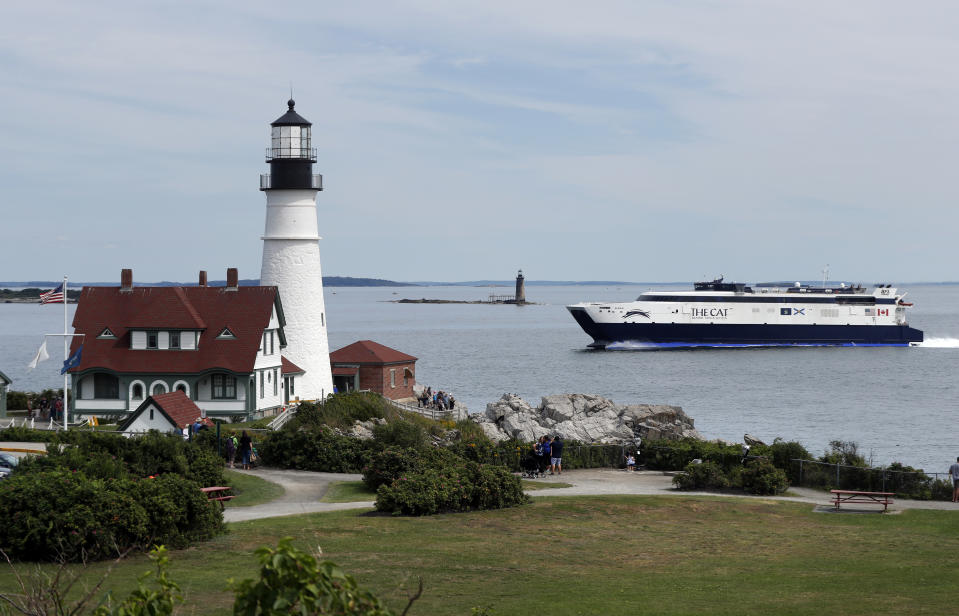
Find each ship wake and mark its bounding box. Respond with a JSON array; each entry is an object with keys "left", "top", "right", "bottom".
[{"left": 917, "top": 337, "right": 959, "bottom": 348}]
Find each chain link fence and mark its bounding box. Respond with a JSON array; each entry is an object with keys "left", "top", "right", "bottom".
[{"left": 790, "top": 458, "right": 953, "bottom": 500}]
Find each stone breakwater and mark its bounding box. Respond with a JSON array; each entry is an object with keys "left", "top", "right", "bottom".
[{"left": 472, "top": 393, "right": 702, "bottom": 444}]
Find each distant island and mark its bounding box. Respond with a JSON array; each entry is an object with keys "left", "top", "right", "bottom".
[{"left": 0, "top": 276, "right": 416, "bottom": 291}]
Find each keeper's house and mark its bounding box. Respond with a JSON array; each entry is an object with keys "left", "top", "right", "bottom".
[
  {"left": 67, "top": 268, "right": 303, "bottom": 422},
  {"left": 329, "top": 340, "right": 416, "bottom": 401}
]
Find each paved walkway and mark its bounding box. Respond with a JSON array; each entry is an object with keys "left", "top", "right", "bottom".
[
  {"left": 224, "top": 467, "right": 959, "bottom": 522},
  {"left": 224, "top": 468, "right": 373, "bottom": 522}
]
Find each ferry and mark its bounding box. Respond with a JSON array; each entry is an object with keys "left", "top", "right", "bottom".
[{"left": 567, "top": 278, "right": 924, "bottom": 348}]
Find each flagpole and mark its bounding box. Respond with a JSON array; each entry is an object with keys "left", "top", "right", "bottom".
[{"left": 63, "top": 275, "right": 68, "bottom": 430}]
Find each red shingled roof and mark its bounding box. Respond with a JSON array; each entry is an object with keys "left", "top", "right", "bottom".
[
  {"left": 69, "top": 285, "right": 280, "bottom": 375},
  {"left": 281, "top": 356, "right": 305, "bottom": 375},
  {"left": 332, "top": 365, "right": 358, "bottom": 376},
  {"left": 151, "top": 391, "right": 204, "bottom": 428},
  {"left": 117, "top": 390, "right": 203, "bottom": 431},
  {"left": 329, "top": 340, "right": 417, "bottom": 365}
]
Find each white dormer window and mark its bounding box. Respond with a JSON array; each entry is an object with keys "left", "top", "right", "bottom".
[
  {"left": 217, "top": 327, "right": 236, "bottom": 340},
  {"left": 98, "top": 327, "right": 116, "bottom": 339}
]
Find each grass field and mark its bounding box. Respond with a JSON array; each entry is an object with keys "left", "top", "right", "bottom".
[
  {"left": 3, "top": 496, "right": 958, "bottom": 615},
  {"left": 321, "top": 480, "right": 376, "bottom": 502},
  {"left": 221, "top": 470, "right": 285, "bottom": 507}
]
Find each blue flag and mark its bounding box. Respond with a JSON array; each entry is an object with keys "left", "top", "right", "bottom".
[{"left": 61, "top": 345, "right": 82, "bottom": 374}]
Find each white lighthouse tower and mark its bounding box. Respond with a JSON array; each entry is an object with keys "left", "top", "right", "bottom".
[{"left": 259, "top": 99, "right": 333, "bottom": 400}]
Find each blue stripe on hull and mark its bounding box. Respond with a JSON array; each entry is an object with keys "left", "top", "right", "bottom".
[{"left": 568, "top": 310, "right": 924, "bottom": 348}]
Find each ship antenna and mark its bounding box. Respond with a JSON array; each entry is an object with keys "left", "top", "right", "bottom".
[{"left": 822, "top": 264, "right": 829, "bottom": 289}]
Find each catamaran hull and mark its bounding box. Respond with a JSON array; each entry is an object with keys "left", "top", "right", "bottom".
[{"left": 568, "top": 308, "right": 924, "bottom": 348}]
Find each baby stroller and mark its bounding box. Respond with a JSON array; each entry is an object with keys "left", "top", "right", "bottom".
[{"left": 521, "top": 454, "right": 543, "bottom": 479}]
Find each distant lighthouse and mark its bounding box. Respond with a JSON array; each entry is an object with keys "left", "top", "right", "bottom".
[
  {"left": 259, "top": 99, "right": 333, "bottom": 399},
  {"left": 515, "top": 269, "right": 526, "bottom": 304}
]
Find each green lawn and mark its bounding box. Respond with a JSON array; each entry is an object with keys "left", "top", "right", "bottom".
[
  {"left": 3, "top": 496, "right": 959, "bottom": 615},
  {"left": 522, "top": 480, "right": 573, "bottom": 491},
  {"left": 321, "top": 480, "right": 376, "bottom": 503},
  {"left": 222, "top": 469, "right": 284, "bottom": 507}
]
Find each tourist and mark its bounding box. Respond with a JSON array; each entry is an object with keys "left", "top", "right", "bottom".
[
  {"left": 550, "top": 436, "right": 564, "bottom": 475},
  {"left": 449, "top": 395, "right": 455, "bottom": 410},
  {"left": 225, "top": 433, "right": 236, "bottom": 468},
  {"left": 542, "top": 435, "right": 552, "bottom": 474},
  {"left": 950, "top": 456, "right": 959, "bottom": 503},
  {"left": 626, "top": 453, "right": 636, "bottom": 472},
  {"left": 239, "top": 431, "right": 253, "bottom": 470}
]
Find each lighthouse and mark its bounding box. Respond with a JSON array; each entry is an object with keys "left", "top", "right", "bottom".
[{"left": 259, "top": 99, "right": 333, "bottom": 400}]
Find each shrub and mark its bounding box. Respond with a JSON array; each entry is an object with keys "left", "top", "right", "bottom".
[
  {"left": 231, "top": 538, "right": 400, "bottom": 616},
  {"left": 6, "top": 391, "right": 29, "bottom": 410},
  {"left": 820, "top": 440, "right": 867, "bottom": 467},
  {"left": 291, "top": 392, "right": 396, "bottom": 431},
  {"left": 362, "top": 446, "right": 464, "bottom": 491},
  {"left": 260, "top": 427, "right": 372, "bottom": 473},
  {"left": 752, "top": 439, "right": 813, "bottom": 483},
  {"left": 741, "top": 459, "right": 789, "bottom": 495},
  {"left": 642, "top": 439, "right": 743, "bottom": 473},
  {"left": 0, "top": 470, "right": 222, "bottom": 562},
  {"left": 375, "top": 460, "right": 527, "bottom": 516},
  {"left": 673, "top": 461, "right": 730, "bottom": 490},
  {"left": 19, "top": 431, "right": 224, "bottom": 487},
  {"left": 372, "top": 420, "right": 428, "bottom": 449}
]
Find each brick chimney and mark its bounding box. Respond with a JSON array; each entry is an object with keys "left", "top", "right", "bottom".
[
  {"left": 226, "top": 268, "right": 238, "bottom": 291},
  {"left": 198, "top": 270, "right": 208, "bottom": 287},
  {"left": 120, "top": 269, "right": 133, "bottom": 293}
]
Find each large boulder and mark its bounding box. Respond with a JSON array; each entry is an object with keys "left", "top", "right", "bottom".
[{"left": 472, "top": 394, "right": 701, "bottom": 445}]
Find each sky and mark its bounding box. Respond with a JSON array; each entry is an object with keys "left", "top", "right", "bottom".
[{"left": 2, "top": 1, "right": 958, "bottom": 284}]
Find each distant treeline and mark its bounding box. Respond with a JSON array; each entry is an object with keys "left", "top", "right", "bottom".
[
  {"left": 0, "top": 276, "right": 416, "bottom": 289},
  {"left": 0, "top": 288, "right": 81, "bottom": 301}
]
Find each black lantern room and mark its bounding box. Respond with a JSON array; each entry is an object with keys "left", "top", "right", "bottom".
[{"left": 260, "top": 99, "right": 323, "bottom": 191}]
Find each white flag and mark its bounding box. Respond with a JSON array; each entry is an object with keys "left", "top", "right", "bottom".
[{"left": 27, "top": 339, "right": 49, "bottom": 369}]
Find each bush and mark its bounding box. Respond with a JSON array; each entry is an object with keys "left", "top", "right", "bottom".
[
  {"left": 0, "top": 470, "right": 222, "bottom": 562},
  {"left": 752, "top": 439, "right": 813, "bottom": 484},
  {"left": 231, "top": 537, "right": 399, "bottom": 615},
  {"left": 372, "top": 420, "right": 429, "bottom": 449},
  {"left": 362, "top": 446, "right": 465, "bottom": 491},
  {"left": 6, "top": 391, "right": 29, "bottom": 410},
  {"left": 259, "top": 427, "right": 373, "bottom": 473},
  {"left": 641, "top": 439, "right": 743, "bottom": 473},
  {"left": 672, "top": 461, "right": 730, "bottom": 490},
  {"left": 291, "top": 392, "right": 397, "bottom": 431},
  {"left": 375, "top": 461, "right": 527, "bottom": 516},
  {"left": 741, "top": 459, "right": 789, "bottom": 495},
  {"left": 17, "top": 431, "right": 224, "bottom": 487}
]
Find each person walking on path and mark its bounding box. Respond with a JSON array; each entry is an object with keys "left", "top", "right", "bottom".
[
  {"left": 550, "top": 436, "right": 564, "bottom": 475},
  {"left": 225, "top": 433, "right": 237, "bottom": 468},
  {"left": 239, "top": 431, "right": 253, "bottom": 470},
  {"left": 950, "top": 457, "right": 959, "bottom": 503}
]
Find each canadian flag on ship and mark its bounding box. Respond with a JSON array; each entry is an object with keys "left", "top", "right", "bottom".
[{"left": 877, "top": 308, "right": 889, "bottom": 316}]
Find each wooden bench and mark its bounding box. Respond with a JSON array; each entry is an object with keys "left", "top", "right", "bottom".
[
  {"left": 830, "top": 489, "right": 894, "bottom": 512},
  {"left": 201, "top": 486, "right": 235, "bottom": 509}
]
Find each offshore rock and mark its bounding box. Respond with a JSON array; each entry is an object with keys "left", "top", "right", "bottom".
[{"left": 473, "top": 393, "right": 702, "bottom": 444}]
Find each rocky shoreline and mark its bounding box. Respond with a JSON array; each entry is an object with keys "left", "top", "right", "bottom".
[{"left": 472, "top": 393, "right": 702, "bottom": 444}]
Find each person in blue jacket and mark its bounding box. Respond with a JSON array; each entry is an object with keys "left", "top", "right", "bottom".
[{"left": 550, "top": 436, "right": 564, "bottom": 475}]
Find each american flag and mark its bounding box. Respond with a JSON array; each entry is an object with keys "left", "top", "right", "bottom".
[{"left": 40, "top": 283, "right": 65, "bottom": 304}]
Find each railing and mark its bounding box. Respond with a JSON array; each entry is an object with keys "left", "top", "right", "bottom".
[
  {"left": 267, "top": 404, "right": 298, "bottom": 431},
  {"left": 259, "top": 174, "right": 323, "bottom": 190},
  {"left": 265, "top": 147, "right": 317, "bottom": 161}
]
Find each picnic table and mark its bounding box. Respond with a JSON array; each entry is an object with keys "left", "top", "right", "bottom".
[
  {"left": 830, "top": 489, "right": 894, "bottom": 512},
  {"left": 201, "top": 486, "right": 235, "bottom": 509}
]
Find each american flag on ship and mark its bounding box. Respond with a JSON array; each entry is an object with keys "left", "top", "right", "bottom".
[{"left": 39, "top": 283, "right": 65, "bottom": 304}]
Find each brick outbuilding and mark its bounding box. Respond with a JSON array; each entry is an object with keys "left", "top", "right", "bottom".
[{"left": 329, "top": 340, "right": 416, "bottom": 401}]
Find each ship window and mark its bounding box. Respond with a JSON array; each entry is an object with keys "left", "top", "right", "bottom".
[
  {"left": 752, "top": 308, "right": 760, "bottom": 313},
  {"left": 821, "top": 308, "right": 839, "bottom": 318}
]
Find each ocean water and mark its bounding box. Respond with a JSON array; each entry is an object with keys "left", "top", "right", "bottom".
[{"left": 3, "top": 283, "right": 958, "bottom": 472}]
